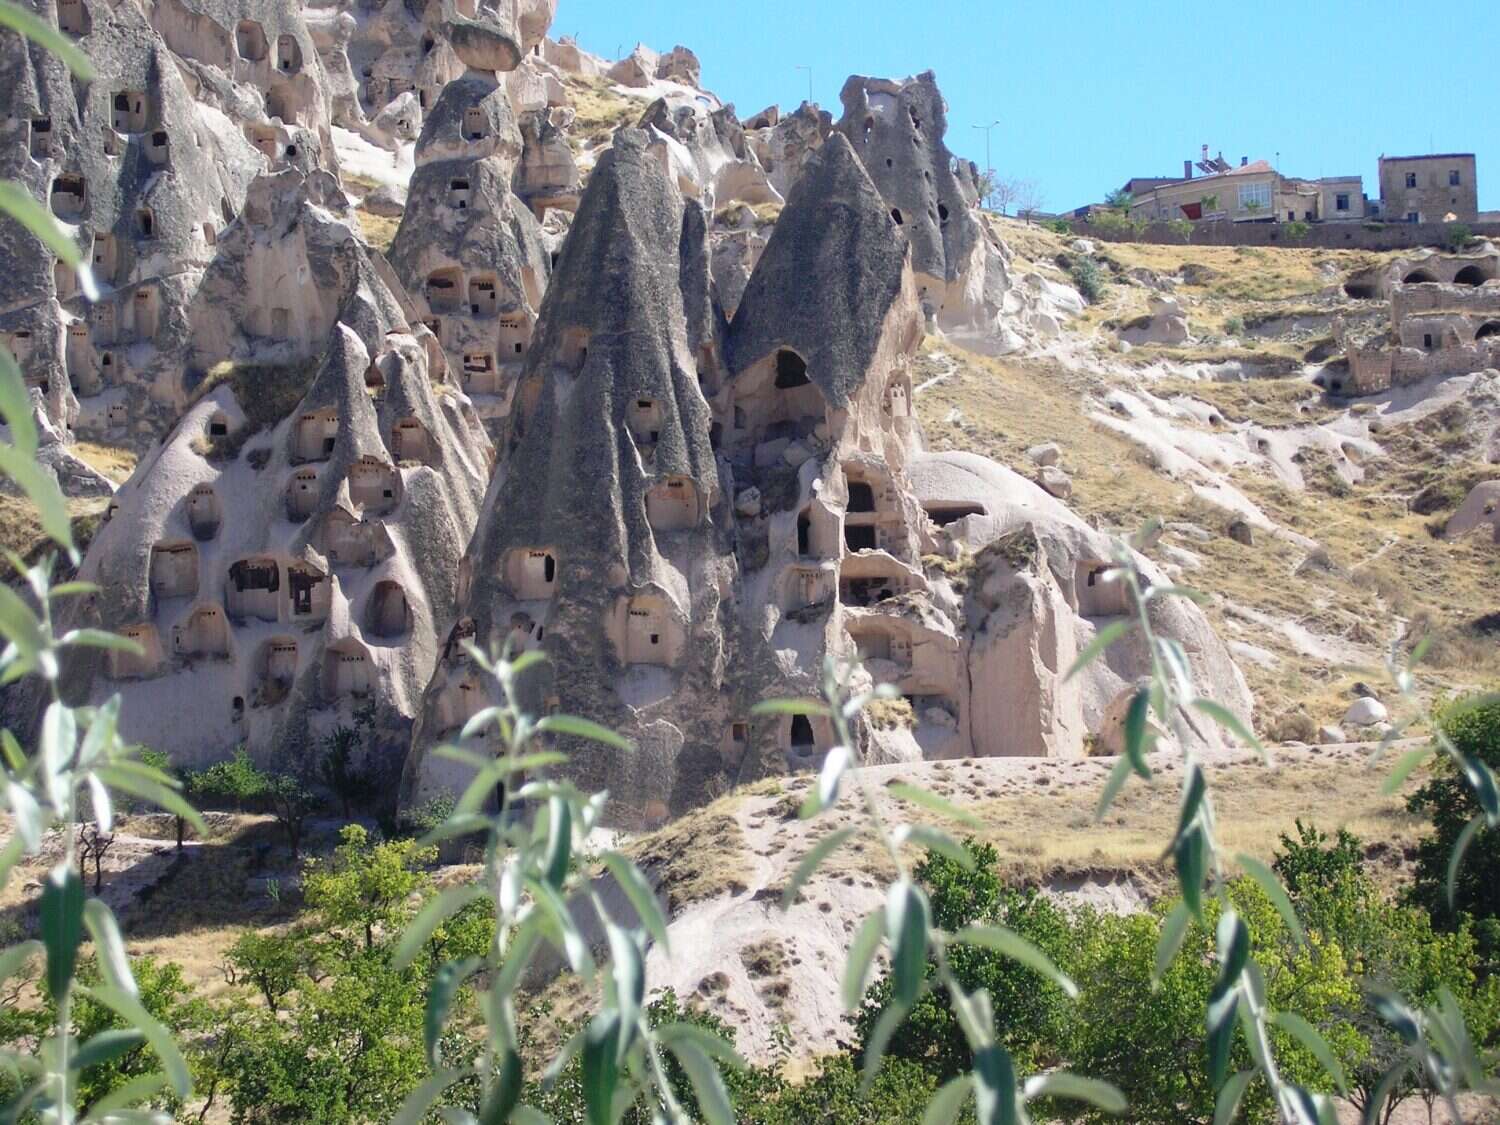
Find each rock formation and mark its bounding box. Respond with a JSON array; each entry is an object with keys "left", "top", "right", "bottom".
[
  {"left": 20, "top": 171, "right": 488, "bottom": 778},
  {"left": 402, "top": 128, "right": 734, "bottom": 822}
]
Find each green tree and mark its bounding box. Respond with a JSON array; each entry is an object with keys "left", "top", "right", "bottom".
[
  {"left": 193, "top": 747, "right": 270, "bottom": 812},
  {"left": 1066, "top": 881, "right": 1362, "bottom": 1124},
  {"left": 302, "top": 824, "right": 435, "bottom": 951},
  {"left": 1103, "top": 188, "right": 1133, "bottom": 214},
  {"left": 854, "top": 843, "right": 1074, "bottom": 1080},
  {"left": 225, "top": 931, "right": 311, "bottom": 1013},
  {"left": 1407, "top": 696, "right": 1500, "bottom": 933},
  {"left": 1274, "top": 822, "right": 1500, "bottom": 1123}
]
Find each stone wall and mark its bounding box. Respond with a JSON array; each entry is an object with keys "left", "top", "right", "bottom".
[{"left": 1067, "top": 217, "right": 1500, "bottom": 252}]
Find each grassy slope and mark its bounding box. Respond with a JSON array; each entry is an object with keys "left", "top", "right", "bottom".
[{"left": 924, "top": 226, "right": 1500, "bottom": 730}]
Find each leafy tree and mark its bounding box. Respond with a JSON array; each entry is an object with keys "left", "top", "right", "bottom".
[
  {"left": 1407, "top": 696, "right": 1500, "bottom": 932},
  {"left": 265, "top": 773, "right": 318, "bottom": 858},
  {"left": 1065, "top": 881, "right": 1361, "bottom": 1124},
  {"left": 217, "top": 949, "right": 437, "bottom": 1124},
  {"left": 1274, "top": 822, "right": 1500, "bottom": 1123},
  {"left": 317, "top": 701, "right": 380, "bottom": 818},
  {"left": 225, "top": 931, "right": 311, "bottom": 1013},
  {"left": 1445, "top": 223, "right": 1474, "bottom": 252},
  {"left": 193, "top": 747, "right": 270, "bottom": 812},
  {"left": 1103, "top": 188, "right": 1133, "bottom": 214},
  {"left": 302, "top": 824, "right": 435, "bottom": 951},
  {"left": 854, "top": 843, "right": 1074, "bottom": 1080}
]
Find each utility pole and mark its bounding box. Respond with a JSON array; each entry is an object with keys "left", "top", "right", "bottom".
[
  {"left": 971, "top": 120, "right": 1000, "bottom": 207},
  {"left": 795, "top": 65, "right": 812, "bottom": 106}
]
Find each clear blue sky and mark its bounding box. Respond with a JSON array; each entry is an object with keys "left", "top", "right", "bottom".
[{"left": 552, "top": 0, "right": 1499, "bottom": 213}]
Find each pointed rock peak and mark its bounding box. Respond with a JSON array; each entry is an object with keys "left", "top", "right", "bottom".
[{"left": 726, "top": 132, "right": 910, "bottom": 406}]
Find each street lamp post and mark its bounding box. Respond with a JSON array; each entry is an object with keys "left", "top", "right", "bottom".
[
  {"left": 794, "top": 65, "right": 812, "bottom": 106},
  {"left": 971, "top": 120, "right": 1001, "bottom": 209}
]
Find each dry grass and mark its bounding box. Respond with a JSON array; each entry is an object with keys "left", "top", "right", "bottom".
[
  {"left": 356, "top": 207, "right": 401, "bottom": 254},
  {"left": 625, "top": 798, "right": 752, "bottom": 910},
  {"left": 1155, "top": 375, "right": 1343, "bottom": 427},
  {"left": 72, "top": 441, "right": 137, "bottom": 483},
  {"left": 0, "top": 493, "right": 109, "bottom": 566},
  {"left": 562, "top": 76, "right": 644, "bottom": 148}
]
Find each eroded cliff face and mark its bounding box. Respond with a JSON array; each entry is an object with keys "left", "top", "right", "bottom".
[{"left": 1, "top": 0, "right": 1250, "bottom": 819}]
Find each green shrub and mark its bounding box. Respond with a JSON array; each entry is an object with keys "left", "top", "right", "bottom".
[
  {"left": 1167, "top": 217, "right": 1193, "bottom": 242},
  {"left": 1407, "top": 696, "right": 1500, "bottom": 931},
  {"left": 1445, "top": 223, "right": 1474, "bottom": 252},
  {"left": 1285, "top": 220, "right": 1311, "bottom": 240},
  {"left": 1068, "top": 255, "right": 1106, "bottom": 304},
  {"left": 1045, "top": 217, "right": 1073, "bottom": 235}
]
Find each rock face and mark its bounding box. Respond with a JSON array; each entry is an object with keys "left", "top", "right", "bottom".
[
  {"left": 403, "top": 129, "right": 734, "bottom": 822},
  {"left": 386, "top": 72, "right": 550, "bottom": 437},
  {"left": 1445, "top": 480, "right": 1500, "bottom": 543},
  {"left": 0, "top": 0, "right": 265, "bottom": 447},
  {"left": 24, "top": 172, "right": 489, "bottom": 781}
]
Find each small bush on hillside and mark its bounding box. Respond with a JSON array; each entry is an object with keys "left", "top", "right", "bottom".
[
  {"left": 1445, "top": 223, "right": 1475, "bottom": 252},
  {"left": 1407, "top": 696, "right": 1500, "bottom": 933},
  {"left": 1045, "top": 217, "right": 1073, "bottom": 235},
  {"left": 1168, "top": 217, "right": 1193, "bottom": 242},
  {"left": 1068, "top": 256, "right": 1106, "bottom": 304}
]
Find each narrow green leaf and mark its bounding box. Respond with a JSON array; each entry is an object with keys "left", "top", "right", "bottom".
[
  {"left": 1174, "top": 823, "right": 1207, "bottom": 919},
  {"left": 1271, "top": 1010, "right": 1348, "bottom": 1093},
  {"left": 71, "top": 1028, "right": 145, "bottom": 1073},
  {"left": 1064, "top": 620, "right": 1130, "bottom": 682},
  {"left": 1445, "top": 814, "right": 1485, "bottom": 909},
  {"left": 667, "top": 1036, "right": 735, "bottom": 1125},
  {"left": 1095, "top": 753, "right": 1134, "bottom": 822},
  {"left": 750, "top": 697, "right": 831, "bottom": 717},
  {"left": 528, "top": 877, "right": 593, "bottom": 977},
  {"left": 781, "top": 826, "right": 855, "bottom": 909},
  {"left": 1153, "top": 900, "right": 1193, "bottom": 986},
  {"left": 972, "top": 1043, "right": 1018, "bottom": 1125},
  {"left": 535, "top": 713, "right": 635, "bottom": 751},
  {"left": 83, "top": 899, "right": 136, "bottom": 997},
  {"left": 393, "top": 885, "right": 486, "bottom": 970},
  {"left": 598, "top": 851, "right": 670, "bottom": 952},
  {"left": 40, "top": 864, "right": 84, "bottom": 1000},
  {"left": 82, "top": 984, "right": 192, "bottom": 1096},
  {"left": 476, "top": 1048, "right": 522, "bottom": 1125},
  {"left": 886, "top": 781, "right": 983, "bottom": 828},
  {"left": 952, "top": 925, "right": 1078, "bottom": 999},
  {"left": 1023, "top": 1072, "right": 1126, "bottom": 1113},
  {"left": 860, "top": 1001, "right": 909, "bottom": 1094},
  {"left": 0, "top": 940, "right": 42, "bottom": 991},
  {"left": 0, "top": 182, "right": 86, "bottom": 267},
  {"left": 1192, "top": 698, "right": 1266, "bottom": 759},
  {"left": 899, "top": 825, "right": 975, "bottom": 870},
  {"left": 92, "top": 765, "right": 206, "bottom": 833},
  {"left": 393, "top": 1068, "right": 467, "bottom": 1125},
  {"left": 0, "top": 346, "right": 37, "bottom": 455},
  {"left": 59, "top": 629, "right": 144, "bottom": 655},
  {"left": 580, "top": 1012, "right": 621, "bottom": 1125},
  {"left": 605, "top": 925, "right": 644, "bottom": 1054},
  {"left": 0, "top": 0, "right": 94, "bottom": 76},
  {"left": 1381, "top": 745, "right": 1434, "bottom": 794},
  {"left": 425, "top": 959, "right": 482, "bottom": 1067},
  {"left": 842, "top": 910, "right": 884, "bottom": 1009},
  {"left": 1236, "top": 853, "right": 1305, "bottom": 945},
  {"left": 1207, "top": 993, "right": 1239, "bottom": 1089},
  {"left": 1123, "top": 688, "right": 1152, "bottom": 776},
  {"left": 85, "top": 1069, "right": 170, "bottom": 1115},
  {"left": 886, "top": 880, "right": 930, "bottom": 1006},
  {"left": 655, "top": 1023, "right": 745, "bottom": 1069},
  {"left": 543, "top": 796, "right": 571, "bottom": 890},
  {"left": 1213, "top": 1070, "right": 1255, "bottom": 1125},
  {"left": 922, "top": 1074, "right": 973, "bottom": 1125}
]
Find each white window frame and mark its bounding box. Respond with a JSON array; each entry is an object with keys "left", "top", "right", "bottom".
[{"left": 1236, "top": 181, "right": 1271, "bottom": 211}]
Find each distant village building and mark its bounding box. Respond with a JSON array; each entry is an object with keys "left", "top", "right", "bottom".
[
  {"left": 1086, "top": 147, "right": 1482, "bottom": 228},
  {"left": 1372, "top": 154, "right": 1478, "bottom": 223},
  {"left": 1335, "top": 246, "right": 1500, "bottom": 394}
]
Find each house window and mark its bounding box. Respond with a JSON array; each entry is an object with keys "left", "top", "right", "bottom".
[
  {"left": 1236, "top": 182, "right": 1271, "bottom": 211},
  {"left": 1335, "top": 193, "right": 1350, "bottom": 211},
  {"left": 1407, "top": 212, "right": 1419, "bottom": 223},
  {"left": 1423, "top": 334, "right": 1433, "bottom": 349},
  {"left": 1449, "top": 169, "right": 1461, "bottom": 186},
  {"left": 1405, "top": 173, "right": 1417, "bottom": 188}
]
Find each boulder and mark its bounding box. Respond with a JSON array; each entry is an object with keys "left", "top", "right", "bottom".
[
  {"left": 1343, "top": 697, "right": 1389, "bottom": 727},
  {"left": 735, "top": 487, "right": 762, "bottom": 517},
  {"left": 361, "top": 184, "right": 407, "bottom": 217},
  {"left": 1026, "top": 442, "right": 1062, "bottom": 467},
  {"left": 1318, "top": 724, "right": 1346, "bottom": 745},
  {"left": 1037, "top": 465, "right": 1072, "bottom": 499},
  {"left": 1226, "top": 518, "right": 1255, "bottom": 546}
]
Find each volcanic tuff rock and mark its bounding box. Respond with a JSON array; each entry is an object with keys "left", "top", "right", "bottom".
[
  {"left": 403, "top": 128, "right": 735, "bottom": 822},
  {"left": 6, "top": 169, "right": 489, "bottom": 776}
]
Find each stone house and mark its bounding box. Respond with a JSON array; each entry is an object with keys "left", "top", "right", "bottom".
[
  {"left": 1128, "top": 160, "right": 1332, "bottom": 224},
  {"left": 1375, "top": 154, "right": 1478, "bottom": 223}
]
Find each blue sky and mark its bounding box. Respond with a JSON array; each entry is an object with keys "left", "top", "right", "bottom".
[{"left": 552, "top": 0, "right": 1499, "bottom": 212}]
